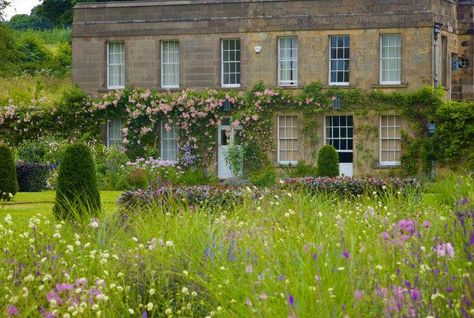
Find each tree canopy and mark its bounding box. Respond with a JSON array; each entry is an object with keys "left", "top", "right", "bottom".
[{"left": 30, "top": 0, "right": 129, "bottom": 28}]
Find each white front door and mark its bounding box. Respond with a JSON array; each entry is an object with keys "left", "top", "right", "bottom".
[
  {"left": 325, "top": 115, "right": 354, "bottom": 177},
  {"left": 218, "top": 118, "right": 242, "bottom": 179}
]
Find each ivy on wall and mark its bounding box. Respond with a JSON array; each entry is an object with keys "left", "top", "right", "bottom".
[{"left": 0, "top": 82, "right": 472, "bottom": 176}]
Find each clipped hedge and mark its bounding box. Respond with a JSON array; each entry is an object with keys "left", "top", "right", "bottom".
[
  {"left": 0, "top": 144, "right": 19, "bottom": 200},
  {"left": 53, "top": 143, "right": 101, "bottom": 219},
  {"left": 16, "top": 163, "right": 55, "bottom": 192},
  {"left": 316, "top": 144, "right": 339, "bottom": 177}
]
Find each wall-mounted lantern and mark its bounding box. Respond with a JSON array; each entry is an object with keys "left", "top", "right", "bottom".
[
  {"left": 427, "top": 123, "right": 436, "bottom": 135},
  {"left": 332, "top": 94, "right": 341, "bottom": 110},
  {"left": 223, "top": 99, "right": 233, "bottom": 112}
]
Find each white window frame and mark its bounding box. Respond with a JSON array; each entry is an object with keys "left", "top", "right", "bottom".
[
  {"left": 106, "top": 119, "right": 123, "bottom": 147},
  {"left": 161, "top": 40, "right": 180, "bottom": 89},
  {"left": 277, "top": 115, "right": 299, "bottom": 165},
  {"left": 107, "top": 42, "right": 125, "bottom": 89},
  {"left": 160, "top": 122, "right": 179, "bottom": 163},
  {"left": 221, "top": 39, "right": 241, "bottom": 88},
  {"left": 278, "top": 37, "right": 298, "bottom": 87},
  {"left": 380, "top": 34, "right": 401, "bottom": 85},
  {"left": 324, "top": 116, "right": 353, "bottom": 153},
  {"left": 379, "top": 115, "right": 401, "bottom": 166},
  {"left": 329, "top": 35, "right": 350, "bottom": 86}
]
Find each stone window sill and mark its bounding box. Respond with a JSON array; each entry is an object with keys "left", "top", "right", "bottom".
[
  {"left": 373, "top": 164, "right": 401, "bottom": 169},
  {"left": 371, "top": 83, "right": 408, "bottom": 89}
]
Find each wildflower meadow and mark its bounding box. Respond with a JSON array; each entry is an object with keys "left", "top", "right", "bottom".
[{"left": 1, "top": 176, "right": 473, "bottom": 317}]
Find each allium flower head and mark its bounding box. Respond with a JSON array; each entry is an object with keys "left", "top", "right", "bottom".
[{"left": 434, "top": 242, "right": 455, "bottom": 258}]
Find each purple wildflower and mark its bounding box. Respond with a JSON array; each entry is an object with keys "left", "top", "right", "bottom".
[
  {"left": 381, "top": 232, "right": 390, "bottom": 240},
  {"left": 141, "top": 311, "right": 148, "bottom": 318},
  {"left": 435, "top": 242, "right": 455, "bottom": 258},
  {"left": 342, "top": 250, "right": 350, "bottom": 259},
  {"left": 354, "top": 290, "right": 363, "bottom": 301},
  {"left": 409, "top": 288, "right": 421, "bottom": 301},
  {"left": 397, "top": 219, "right": 417, "bottom": 236},
  {"left": 422, "top": 220, "right": 431, "bottom": 228},
  {"left": 56, "top": 283, "right": 73, "bottom": 292},
  {"left": 46, "top": 291, "right": 63, "bottom": 305},
  {"left": 288, "top": 294, "right": 295, "bottom": 307},
  {"left": 7, "top": 305, "right": 18, "bottom": 317}
]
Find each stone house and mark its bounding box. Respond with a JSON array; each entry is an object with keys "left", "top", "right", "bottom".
[{"left": 72, "top": 0, "right": 474, "bottom": 178}]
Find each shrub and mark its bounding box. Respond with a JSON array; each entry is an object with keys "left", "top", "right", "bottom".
[
  {"left": 17, "top": 139, "right": 49, "bottom": 163},
  {"left": 16, "top": 162, "right": 55, "bottom": 192},
  {"left": 250, "top": 166, "right": 277, "bottom": 187},
  {"left": 285, "top": 161, "right": 318, "bottom": 178},
  {"left": 178, "top": 168, "right": 216, "bottom": 186},
  {"left": 0, "top": 144, "right": 19, "bottom": 200},
  {"left": 123, "top": 157, "right": 182, "bottom": 188},
  {"left": 127, "top": 168, "right": 148, "bottom": 190},
  {"left": 95, "top": 145, "right": 129, "bottom": 191},
  {"left": 15, "top": 33, "right": 53, "bottom": 75},
  {"left": 53, "top": 143, "right": 101, "bottom": 219},
  {"left": 17, "top": 136, "right": 70, "bottom": 164},
  {"left": 316, "top": 145, "right": 339, "bottom": 177},
  {"left": 282, "top": 176, "right": 419, "bottom": 196}
]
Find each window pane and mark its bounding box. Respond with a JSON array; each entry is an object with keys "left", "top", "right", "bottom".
[
  {"left": 380, "top": 34, "right": 401, "bottom": 83},
  {"left": 108, "top": 42, "right": 125, "bottom": 88},
  {"left": 161, "top": 41, "right": 179, "bottom": 88},
  {"left": 379, "top": 115, "right": 402, "bottom": 165},
  {"left": 279, "top": 37, "right": 298, "bottom": 86},
  {"left": 161, "top": 123, "right": 179, "bottom": 161},
  {"left": 107, "top": 119, "right": 123, "bottom": 147},
  {"left": 329, "top": 35, "right": 350, "bottom": 84},
  {"left": 222, "top": 39, "right": 240, "bottom": 86},
  {"left": 278, "top": 116, "right": 299, "bottom": 163}
]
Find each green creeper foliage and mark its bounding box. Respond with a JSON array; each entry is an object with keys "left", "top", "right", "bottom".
[
  {"left": 53, "top": 143, "right": 101, "bottom": 218},
  {"left": 0, "top": 144, "right": 19, "bottom": 200},
  {"left": 316, "top": 145, "right": 339, "bottom": 177}
]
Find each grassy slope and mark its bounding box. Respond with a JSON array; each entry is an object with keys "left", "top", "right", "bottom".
[
  {"left": 0, "top": 75, "right": 72, "bottom": 107},
  {"left": 0, "top": 29, "right": 72, "bottom": 107}
]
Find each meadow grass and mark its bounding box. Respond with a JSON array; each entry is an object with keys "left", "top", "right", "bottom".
[
  {"left": 0, "top": 75, "right": 72, "bottom": 107},
  {"left": 0, "top": 177, "right": 472, "bottom": 317}
]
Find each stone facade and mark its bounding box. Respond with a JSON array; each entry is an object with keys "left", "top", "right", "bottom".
[{"left": 72, "top": 0, "right": 474, "bottom": 177}]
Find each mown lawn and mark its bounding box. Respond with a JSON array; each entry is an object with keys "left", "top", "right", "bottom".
[{"left": 0, "top": 191, "right": 122, "bottom": 218}]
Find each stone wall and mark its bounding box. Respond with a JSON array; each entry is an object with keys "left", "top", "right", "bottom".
[
  {"left": 72, "top": 0, "right": 473, "bottom": 98},
  {"left": 72, "top": 0, "right": 434, "bottom": 37},
  {"left": 72, "top": 27, "right": 436, "bottom": 95}
]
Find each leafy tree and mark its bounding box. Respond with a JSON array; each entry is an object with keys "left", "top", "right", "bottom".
[
  {"left": 54, "top": 143, "right": 101, "bottom": 219},
  {"left": 8, "top": 13, "right": 52, "bottom": 30},
  {"left": 0, "top": 25, "right": 20, "bottom": 75},
  {"left": 0, "top": 143, "right": 19, "bottom": 201},
  {"left": 316, "top": 145, "right": 340, "bottom": 177},
  {"left": 16, "top": 34, "right": 53, "bottom": 74},
  {"left": 33, "top": 0, "right": 129, "bottom": 27}
]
